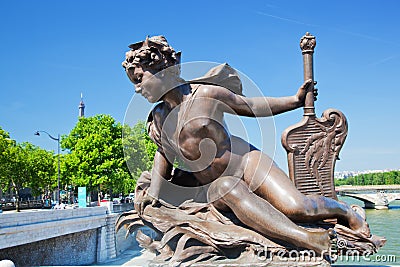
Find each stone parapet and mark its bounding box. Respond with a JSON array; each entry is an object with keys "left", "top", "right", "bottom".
[{"left": 0, "top": 207, "right": 108, "bottom": 250}]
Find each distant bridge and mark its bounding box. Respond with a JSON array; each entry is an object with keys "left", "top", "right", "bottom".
[{"left": 336, "top": 185, "right": 400, "bottom": 209}]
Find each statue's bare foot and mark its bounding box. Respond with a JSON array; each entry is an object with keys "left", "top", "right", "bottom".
[
  {"left": 308, "top": 229, "right": 337, "bottom": 256},
  {"left": 348, "top": 205, "right": 371, "bottom": 238}
]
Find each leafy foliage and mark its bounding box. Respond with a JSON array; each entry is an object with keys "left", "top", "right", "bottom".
[
  {"left": 0, "top": 128, "right": 12, "bottom": 189},
  {"left": 26, "top": 143, "right": 57, "bottom": 196},
  {"left": 61, "top": 114, "right": 132, "bottom": 194},
  {"left": 335, "top": 171, "right": 400, "bottom": 186},
  {"left": 0, "top": 127, "right": 55, "bottom": 211},
  {"left": 122, "top": 120, "right": 157, "bottom": 184},
  {"left": 0, "top": 116, "right": 158, "bottom": 205}
]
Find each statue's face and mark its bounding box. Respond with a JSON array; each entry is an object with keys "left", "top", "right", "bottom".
[{"left": 127, "top": 66, "right": 168, "bottom": 103}]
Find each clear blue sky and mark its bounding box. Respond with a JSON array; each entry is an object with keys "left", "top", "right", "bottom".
[{"left": 0, "top": 0, "right": 399, "bottom": 172}]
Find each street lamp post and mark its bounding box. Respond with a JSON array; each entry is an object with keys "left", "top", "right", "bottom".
[{"left": 34, "top": 131, "right": 60, "bottom": 204}]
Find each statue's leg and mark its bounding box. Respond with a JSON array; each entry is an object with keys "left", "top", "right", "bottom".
[
  {"left": 242, "top": 151, "right": 370, "bottom": 237},
  {"left": 208, "top": 176, "right": 334, "bottom": 254}
]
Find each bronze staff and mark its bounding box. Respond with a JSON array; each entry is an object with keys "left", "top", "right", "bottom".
[{"left": 300, "top": 32, "right": 317, "bottom": 116}]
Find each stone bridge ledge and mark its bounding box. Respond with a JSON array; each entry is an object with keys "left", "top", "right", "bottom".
[{"left": 0, "top": 206, "right": 116, "bottom": 265}]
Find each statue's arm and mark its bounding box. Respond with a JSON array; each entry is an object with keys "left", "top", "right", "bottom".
[
  {"left": 147, "top": 149, "right": 173, "bottom": 199},
  {"left": 208, "top": 79, "right": 313, "bottom": 117}
]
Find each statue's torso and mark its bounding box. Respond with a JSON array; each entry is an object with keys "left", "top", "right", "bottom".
[{"left": 150, "top": 86, "right": 249, "bottom": 184}]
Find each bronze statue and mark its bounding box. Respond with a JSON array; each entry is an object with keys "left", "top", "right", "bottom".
[{"left": 118, "top": 34, "right": 385, "bottom": 266}]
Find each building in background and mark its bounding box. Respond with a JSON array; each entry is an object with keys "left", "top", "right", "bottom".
[{"left": 79, "top": 93, "right": 85, "bottom": 118}]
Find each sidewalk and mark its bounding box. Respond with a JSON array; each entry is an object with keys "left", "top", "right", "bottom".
[{"left": 0, "top": 208, "right": 50, "bottom": 214}]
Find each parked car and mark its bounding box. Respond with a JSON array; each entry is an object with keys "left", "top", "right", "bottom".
[{"left": 125, "top": 193, "right": 135, "bottom": 203}]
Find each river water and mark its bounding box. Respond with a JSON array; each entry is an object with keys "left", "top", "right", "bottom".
[{"left": 334, "top": 196, "right": 400, "bottom": 266}]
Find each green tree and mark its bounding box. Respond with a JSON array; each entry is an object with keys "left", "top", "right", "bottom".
[
  {"left": 384, "top": 171, "right": 395, "bottom": 185},
  {"left": 26, "top": 144, "right": 57, "bottom": 197},
  {"left": 337, "top": 171, "right": 400, "bottom": 187},
  {"left": 394, "top": 171, "right": 400, "bottom": 184},
  {"left": 0, "top": 128, "right": 55, "bottom": 211},
  {"left": 364, "top": 173, "right": 372, "bottom": 185},
  {"left": 0, "top": 127, "right": 13, "bottom": 192},
  {"left": 3, "top": 143, "right": 28, "bottom": 211},
  {"left": 334, "top": 178, "right": 349, "bottom": 186},
  {"left": 347, "top": 176, "right": 355, "bottom": 185},
  {"left": 61, "top": 115, "right": 132, "bottom": 197},
  {"left": 122, "top": 121, "right": 157, "bottom": 184}
]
